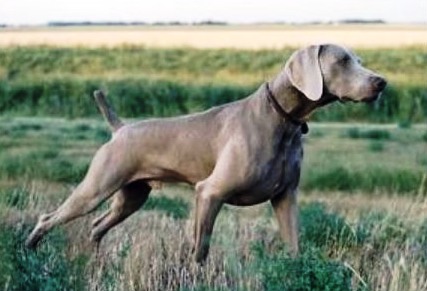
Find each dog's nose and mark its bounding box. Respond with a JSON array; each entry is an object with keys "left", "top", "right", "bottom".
[{"left": 371, "top": 76, "right": 387, "bottom": 91}]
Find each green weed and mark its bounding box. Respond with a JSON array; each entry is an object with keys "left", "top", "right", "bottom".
[
  {"left": 0, "top": 151, "right": 88, "bottom": 184},
  {"left": 345, "top": 128, "right": 391, "bottom": 140},
  {"left": 398, "top": 120, "right": 412, "bottom": 128},
  {"left": 0, "top": 224, "right": 88, "bottom": 291},
  {"left": 367, "top": 141, "right": 385, "bottom": 152},
  {"left": 252, "top": 243, "right": 352, "bottom": 291},
  {"left": 0, "top": 187, "right": 31, "bottom": 210},
  {"left": 356, "top": 211, "right": 410, "bottom": 249},
  {"left": 299, "top": 202, "right": 359, "bottom": 249},
  {"left": 303, "top": 166, "right": 421, "bottom": 193},
  {"left": 143, "top": 196, "right": 190, "bottom": 219}
]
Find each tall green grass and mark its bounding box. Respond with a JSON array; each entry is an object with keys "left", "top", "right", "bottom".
[
  {"left": 0, "top": 77, "right": 252, "bottom": 117},
  {"left": 0, "top": 117, "right": 423, "bottom": 194},
  {"left": 303, "top": 166, "right": 421, "bottom": 193},
  {"left": 0, "top": 225, "right": 87, "bottom": 291},
  {"left": 0, "top": 46, "right": 426, "bottom": 122},
  {"left": 0, "top": 149, "right": 88, "bottom": 183}
]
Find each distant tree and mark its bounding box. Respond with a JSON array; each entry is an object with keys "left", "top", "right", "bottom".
[
  {"left": 193, "top": 20, "right": 228, "bottom": 25},
  {"left": 338, "top": 19, "right": 386, "bottom": 24},
  {"left": 47, "top": 21, "right": 147, "bottom": 26}
]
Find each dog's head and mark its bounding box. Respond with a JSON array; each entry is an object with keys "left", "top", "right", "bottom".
[{"left": 285, "top": 44, "right": 387, "bottom": 103}]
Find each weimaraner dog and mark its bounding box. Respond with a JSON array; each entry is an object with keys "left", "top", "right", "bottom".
[{"left": 26, "top": 44, "right": 386, "bottom": 262}]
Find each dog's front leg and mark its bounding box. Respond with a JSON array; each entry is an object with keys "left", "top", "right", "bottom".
[
  {"left": 193, "top": 181, "right": 223, "bottom": 263},
  {"left": 271, "top": 190, "right": 299, "bottom": 256}
]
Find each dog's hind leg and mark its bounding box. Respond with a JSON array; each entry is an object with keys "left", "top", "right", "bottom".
[
  {"left": 25, "top": 142, "right": 134, "bottom": 249},
  {"left": 90, "top": 180, "right": 151, "bottom": 245}
]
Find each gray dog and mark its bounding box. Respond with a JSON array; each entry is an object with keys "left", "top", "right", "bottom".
[{"left": 26, "top": 44, "right": 386, "bottom": 262}]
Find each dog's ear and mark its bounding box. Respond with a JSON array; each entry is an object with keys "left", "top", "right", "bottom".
[{"left": 285, "top": 45, "right": 323, "bottom": 101}]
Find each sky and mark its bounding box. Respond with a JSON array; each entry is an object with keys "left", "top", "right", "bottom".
[{"left": 1, "top": 0, "right": 426, "bottom": 25}]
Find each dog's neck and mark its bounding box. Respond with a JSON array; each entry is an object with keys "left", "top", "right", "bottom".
[{"left": 269, "top": 71, "right": 336, "bottom": 121}]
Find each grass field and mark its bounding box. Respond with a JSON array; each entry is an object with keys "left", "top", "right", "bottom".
[
  {"left": 0, "top": 117, "right": 426, "bottom": 291},
  {"left": 1, "top": 25, "right": 426, "bottom": 48},
  {"left": 0, "top": 45, "right": 426, "bottom": 122},
  {"left": 0, "top": 25, "right": 426, "bottom": 291}
]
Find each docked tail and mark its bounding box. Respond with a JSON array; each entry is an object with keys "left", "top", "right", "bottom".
[{"left": 93, "top": 90, "right": 124, "bottom": 132}]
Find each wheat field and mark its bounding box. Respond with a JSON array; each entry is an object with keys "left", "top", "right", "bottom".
[{"left": 0, "top": 24, "right": 426, "bottom": 48}]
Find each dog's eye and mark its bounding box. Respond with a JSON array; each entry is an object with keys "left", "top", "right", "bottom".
[{"left": 339, "top": 55, "right": 351, "bottom": 64}]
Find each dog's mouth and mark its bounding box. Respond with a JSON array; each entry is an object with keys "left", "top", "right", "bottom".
[
  {"left": 339, "top": 92, "right": 382, "bottom": 104},
  {"left": 339, "top": 96, "right": 354, "bottom": 103},
  {"left": 361, "top": 82, "right": 386, "bottom": 103},
  {"left": 362, "top": 91, "right": 384, "bottom": 103},
  {"left": 339, "top": 96, "right": 359, "bottom": 103}
]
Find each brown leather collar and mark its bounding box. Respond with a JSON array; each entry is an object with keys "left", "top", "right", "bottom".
[{"left": 265, "top": 82, "right": 309, "bottom": 134}]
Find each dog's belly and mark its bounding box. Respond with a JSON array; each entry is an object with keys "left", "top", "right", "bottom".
[
  {"left": 225, "top": 191, "right": 274, "bottom": 206},
  {"left": 224, "top": 175, "right": 295, "bottom": 206},
  {"left": 130, "top": 165, "right": 212, "bottom": 186}
]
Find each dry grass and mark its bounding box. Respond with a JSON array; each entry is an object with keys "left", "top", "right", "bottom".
[
  {"left": 1, "top": 118, "right": 426, "bottom": 290},
  {"left": 4, "top": 183, "right": 427, "bottom": 291},
  {"left": 0, "top": 24, "right": 426, "bottom": 48},
  {"left": 82, "top": 188, "right": 427, "bottom": 291}
]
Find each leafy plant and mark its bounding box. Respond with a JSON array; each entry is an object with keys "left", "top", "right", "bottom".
[
  {"left": 367, "top": 141, "right": 385, "bottom": 152},
  {"left": 143, "top": 196, "right": 190, "bottom": 219},
  {"left": 0, "top": 224, "right": 88, "bottom": 291},
  {"left": 0, "top": 152, "right": 88, "bottom": 184},
  {"left": 345, "top": 128, "right": 391, "bottom": 140},
  {"left": 299, "top": 202, "right": 359, "bottom": 249},
  {"left": 251, "top": 242, "right": 352, "bottom": 291},
  {"left": 303, "top": 166, "right": 421, "bottom": 193}
]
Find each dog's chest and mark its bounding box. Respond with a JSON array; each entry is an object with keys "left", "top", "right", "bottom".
[
  {"left": 264, "top": 133, "right": 303, "bottom": 195},
  {"left": 226, "top": 131, "right": 302, "bottom": 206}
]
